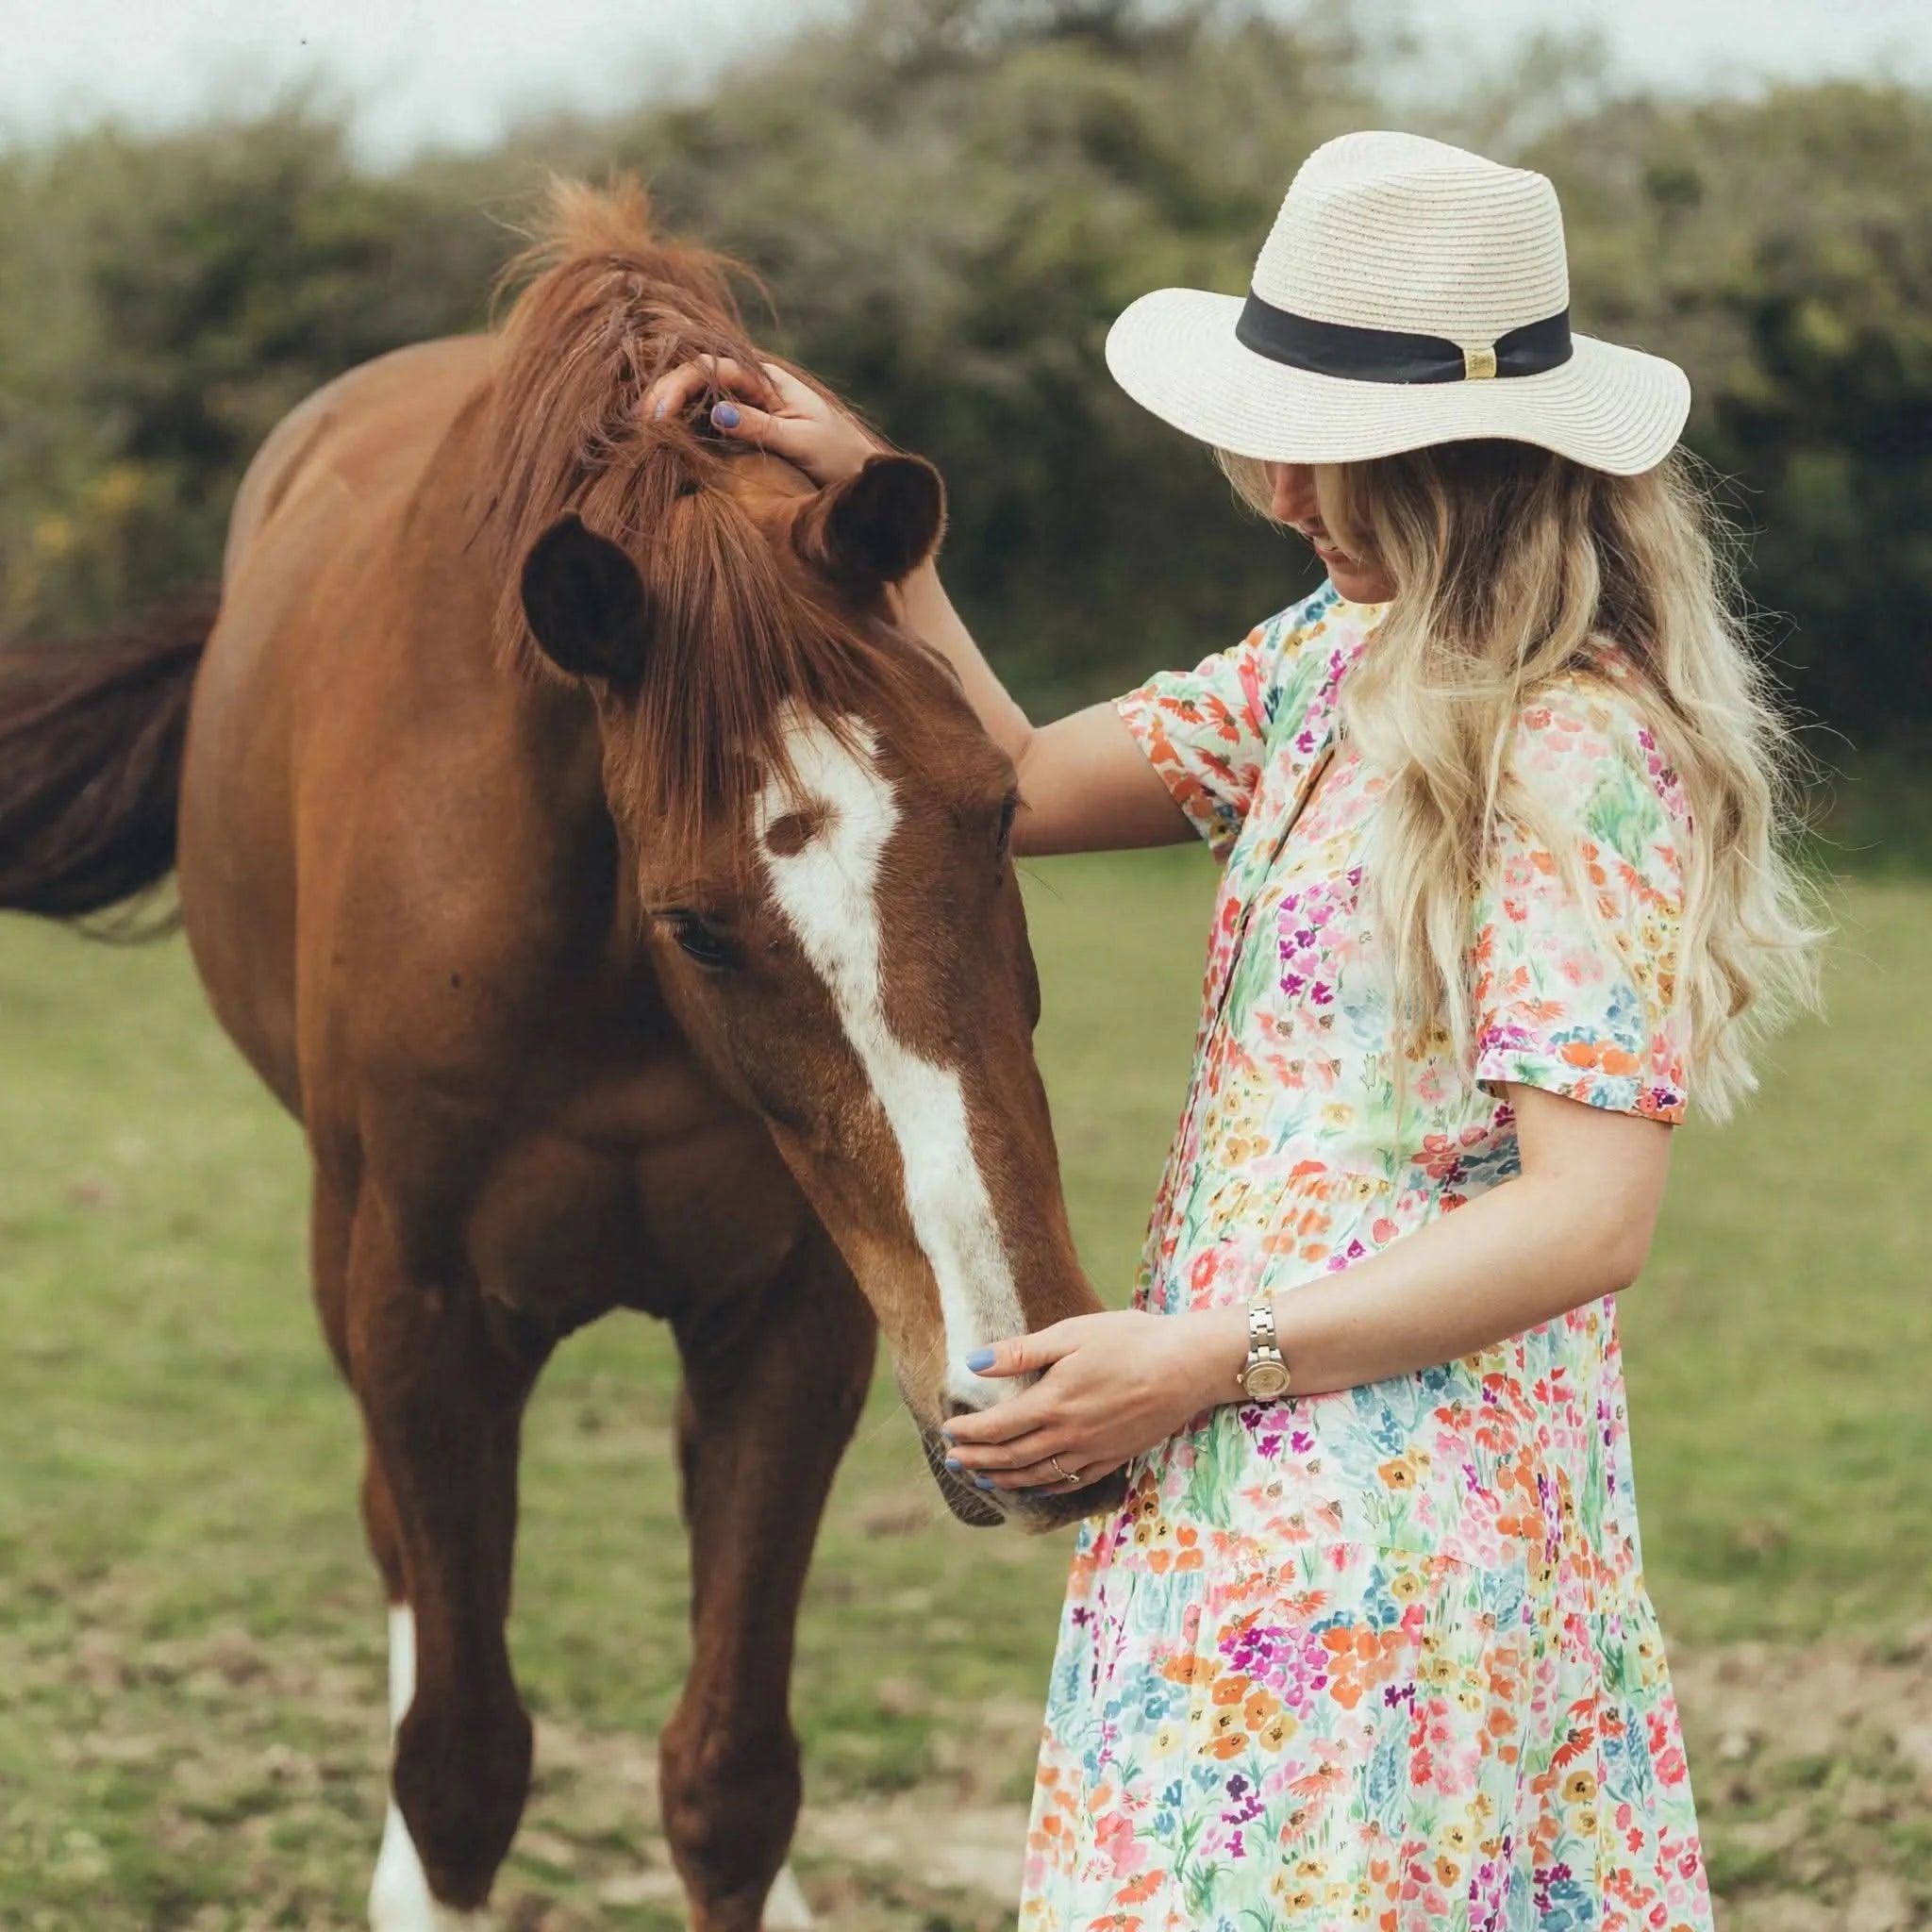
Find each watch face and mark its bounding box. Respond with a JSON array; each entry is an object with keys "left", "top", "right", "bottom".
[{"left": 1243, "top": 1360, "right": 1291, "bottom": 1400}]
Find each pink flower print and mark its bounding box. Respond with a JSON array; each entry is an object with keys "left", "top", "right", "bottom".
[
  {"left": 1236, "top": 1402, "right": 1290, "bottom": 1460},
  {"left": 1647, "top": 1709, "right": 1689, "bottom": 1785},
  {"left": 1284, "top": 1628, "right": 1335, "bottom": 1714},
  {"left": 1093, "top": 1809, "right": 1147, "bottom": 1878},
  {"left": 1415, "top": 1133, "right": 1468, "bottom": 1183}
]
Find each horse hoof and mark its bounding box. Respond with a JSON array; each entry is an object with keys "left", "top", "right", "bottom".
[{"left": 762, "top": 1861, "right": 815, "bottom": 1931}]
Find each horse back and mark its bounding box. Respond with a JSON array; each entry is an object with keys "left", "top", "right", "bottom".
[{"left": 181, "top": 336, "right": 503, "bottom": 1111}]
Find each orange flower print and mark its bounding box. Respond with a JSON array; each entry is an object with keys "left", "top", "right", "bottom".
[
  {"left": 1256, "top": 1710, "right": 1297, "bottom": 1752},
  {"left": 1204, "top": 1708, "right": 1247, "bottom": 1758},
  {"left": 1320, "top": 1624, "right": 1411, "bottom": 1711}
]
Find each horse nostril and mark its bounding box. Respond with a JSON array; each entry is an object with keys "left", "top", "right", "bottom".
[{"left": 944, "top": 1396, "right": 977, "bottom": 1423}]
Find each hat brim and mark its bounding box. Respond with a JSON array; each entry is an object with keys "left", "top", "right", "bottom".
[{"left": 1106, "top": 288, "right": 1690, "bottom": 476}]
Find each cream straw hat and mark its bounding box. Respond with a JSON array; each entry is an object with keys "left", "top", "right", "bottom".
[{"left": 1106, "top": 129, "right": 1690, "bottom": 475}]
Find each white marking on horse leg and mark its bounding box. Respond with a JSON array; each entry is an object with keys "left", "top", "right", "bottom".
[
  {"left": 756, "top": 710, "right": 1024, "bottom": 1410},
  {"left": 369, "top": 1604, "right": 495, "bottom": 1931},
  {"left": 763, "top": 1861, "right": 816, "bottom": 1930},
  {"left": 386, "top": 1599, "right": 416, "bottom": 1730}
]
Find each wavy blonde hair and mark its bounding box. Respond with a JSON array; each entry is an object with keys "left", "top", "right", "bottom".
[{"left": 1220, "top": 440, "right": 1824, "bottom": 1120}]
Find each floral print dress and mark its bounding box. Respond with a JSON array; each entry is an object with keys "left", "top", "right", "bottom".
[{"left": 1020, "top": 581, "right": 1712, "bottom": 1932}]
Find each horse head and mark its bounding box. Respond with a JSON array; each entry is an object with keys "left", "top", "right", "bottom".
[{"left": 504, "top": 403, "right": 1121, "bottom": 1527}]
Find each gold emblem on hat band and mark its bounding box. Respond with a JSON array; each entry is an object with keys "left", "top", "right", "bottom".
[{"left": 1463, "top": 342, "right": 1498, "bottom": 380}]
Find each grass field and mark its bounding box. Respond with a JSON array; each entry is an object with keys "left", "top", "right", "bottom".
[{"left": 2, "top": 852, "right": 1929, "bottom": 1929}]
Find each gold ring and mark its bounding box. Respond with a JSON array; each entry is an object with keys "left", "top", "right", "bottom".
[{"left": 1049, "top": 1454, "right": 1081, "bottom": 1486}]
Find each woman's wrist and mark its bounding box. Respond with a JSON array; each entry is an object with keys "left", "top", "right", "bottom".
[
  {"left": 890, "top": 557, "right": 942, "bottom": 624},
  {"left": 1181, "top": 1306, "right": 1253, "bottom": 1410}
]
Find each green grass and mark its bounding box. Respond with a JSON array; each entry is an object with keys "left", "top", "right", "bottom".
[{"left": 1, "top": 853, "right": 1928, "bottom": 1927}]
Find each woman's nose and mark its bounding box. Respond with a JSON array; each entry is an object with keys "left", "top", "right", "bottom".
[{"left": 1269, "top": 462, "right": 1317, "bottom": 525}]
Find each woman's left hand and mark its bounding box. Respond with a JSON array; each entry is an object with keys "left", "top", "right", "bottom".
[{"left": 941, "top": 1307, "right": 1245, "bottom": 1491}]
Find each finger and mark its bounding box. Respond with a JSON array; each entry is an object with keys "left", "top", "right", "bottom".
[
  {"left": 641, "top": 361, "right": 708, "bottom": 421},
  {"left": 976, "top": 1452, "right": 1116, "bottom": 1493},
  {"left": 707, "top": 397, "right": 819, "bottom": 468},
  {"left": 757, "top": 360, "right": 823, "bottom": 413},
  {"left": 942, "top": 1427, "right": 1058, "bottom": 1478},
  {"left": 941, "top": 1376, "right": 1066, "bottom": 1446},
  {"left": 643, "top": 354, "right": 779, "bottom": 421},
  {"left": 961, "top": 1320, "right": 1084, "bottom": 1383}
]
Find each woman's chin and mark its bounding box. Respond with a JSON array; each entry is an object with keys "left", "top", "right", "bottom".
[{"left": 1327, "top": 564, "right": 1393, "bottom": 603}]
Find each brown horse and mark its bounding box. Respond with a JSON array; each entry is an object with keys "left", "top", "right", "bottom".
[{"left": 0, "top": 180, "right": 1121, "bottom": 1929}]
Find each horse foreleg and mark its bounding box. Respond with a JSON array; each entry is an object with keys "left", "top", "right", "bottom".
[
  {"left": 659, "top": 1229, "right": 876, "bottom": 1932},
  {"left": 344, "top": 1202, "right": 547, "bottom": 1931}
]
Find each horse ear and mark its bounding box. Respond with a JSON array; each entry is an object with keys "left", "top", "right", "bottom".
[
  {"left": 794, "top": 454, "right": 946, "bottom": 589},
  {"left": 519, "top": 514, "right": 649, "bottom": 684}
]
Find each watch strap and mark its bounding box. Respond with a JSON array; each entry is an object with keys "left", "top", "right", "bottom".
[{"left": 1240, "top": 1293, "right": 1291, "bottom": 1399}]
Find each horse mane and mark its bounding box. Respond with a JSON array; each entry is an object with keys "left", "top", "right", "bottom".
[{"left": 480, "top": 177, "right": 933, "bottom": 874}]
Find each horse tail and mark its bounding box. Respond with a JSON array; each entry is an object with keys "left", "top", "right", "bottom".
[{"left": 0, "top": 591, "right": 216, "bottom": 928}]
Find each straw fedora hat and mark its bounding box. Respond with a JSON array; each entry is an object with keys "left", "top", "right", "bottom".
[{"left": 1106, "top": 129, "right": 1690, "bottom": 475}]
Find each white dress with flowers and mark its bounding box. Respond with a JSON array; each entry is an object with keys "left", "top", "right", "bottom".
[{"left": 1019, "top": 581, "right": 1713, "bottom": 1932}]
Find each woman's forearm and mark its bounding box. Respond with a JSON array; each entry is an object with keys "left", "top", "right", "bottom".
[
  {"left": 1179, "top": 1162, "right": 1663, "bottom": 1412},
  {"left": 944, "top": 1166, "right": 1657, "bottom": 1491},
  {"left": 893, "top": 561, "right": 1198, "bottom": 857},
  {"left": 943, "top": 1098, "right": 1670, "bottom": 1489},
  {"left": 893, "top": 560, "right": 1035, "bottom": 765}
]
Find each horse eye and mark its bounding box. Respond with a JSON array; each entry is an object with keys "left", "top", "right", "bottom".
[
  {"left": 995, "top": 794, "right": 1019, "bottom": 860},
  {"left": 661, "top": 911, "right": 736, "bottom": 971}
]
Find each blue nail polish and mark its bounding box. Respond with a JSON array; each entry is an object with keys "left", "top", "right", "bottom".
[
  {"left": 964, "top": 1347, "right": 995, "bottom": 1374},
  {"left": 973, "top": 1474, "right": 997, "bottom": 1491},
  {"left": 943, "top": 1456, "right": 963, "bottom": 1473},
  {"left": 711, "top": 401, "right": 740, "bottom": 429}
]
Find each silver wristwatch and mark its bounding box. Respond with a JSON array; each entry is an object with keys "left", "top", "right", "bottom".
[{"left": 1239, "top": 1293, "right": 1291, "bottom": 1401}]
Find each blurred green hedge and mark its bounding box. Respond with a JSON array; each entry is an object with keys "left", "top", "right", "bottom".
[{"left": 3, "top": 0, "right": 1928, "bottom": 774}]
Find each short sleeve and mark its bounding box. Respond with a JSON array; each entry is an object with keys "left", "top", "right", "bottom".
[
  {"left": 1470, "top": 680, "right": 1694, "bottom": 1123},
  {"left": 1114, "top": 591, "right": 1330, "bottom": 862}
]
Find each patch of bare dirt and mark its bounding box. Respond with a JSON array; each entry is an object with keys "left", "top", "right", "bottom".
[
  {"left": 5, "top": 1608, "right": 1930, "bottom": 1929},
  {"left": 1672, "top": 1625, "right": 1932, "bottom": 1932}
]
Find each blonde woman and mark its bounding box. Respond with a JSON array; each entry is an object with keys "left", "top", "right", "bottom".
[{"left": 650, "top": 131, "right": 1817, "bottom": 1931}]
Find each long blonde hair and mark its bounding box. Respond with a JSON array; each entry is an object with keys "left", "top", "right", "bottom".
[{"left": 1220, "top": 440, "right": 1824, "bottom": 1120}]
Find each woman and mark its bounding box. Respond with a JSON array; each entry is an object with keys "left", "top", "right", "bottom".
[{"left": 650, "top": 131, "right": 1819, "bottom": 1930}]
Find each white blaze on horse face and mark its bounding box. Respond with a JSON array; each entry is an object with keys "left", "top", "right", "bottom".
[
  {"left": 369, "top": 1604, "right": 492, "bottom": 1932},
  {"left": 756, "top": 709, "right": 1024, "bottom": 1410}
]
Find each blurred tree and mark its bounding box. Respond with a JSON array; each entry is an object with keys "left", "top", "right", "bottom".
[
  {"left": 0, "top": 0, "right": 1927, "bottom": 772},
  {"left": 0, "top": 110, "right": 500, "bottom": 633},
  {"left": 1522, "top": 80, "right": 1932, "bottom": 760}
]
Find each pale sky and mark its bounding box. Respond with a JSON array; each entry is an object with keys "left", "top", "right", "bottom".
[{"left": 0, "top": 0, "right": 1926, "bottom": 164}]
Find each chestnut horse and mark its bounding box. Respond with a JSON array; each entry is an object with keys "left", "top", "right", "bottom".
[{"left": 0, "top": 181, "right": 1122, "bottom": 1929}]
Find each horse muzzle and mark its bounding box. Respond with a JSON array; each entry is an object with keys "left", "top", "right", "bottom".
[{"left": 915, "top": 1425, "right": 1127, "bottom": 1532}]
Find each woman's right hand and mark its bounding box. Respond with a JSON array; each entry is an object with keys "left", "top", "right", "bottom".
[{"left": 641, "top": 356, "right": 880, "bottom": 487}]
